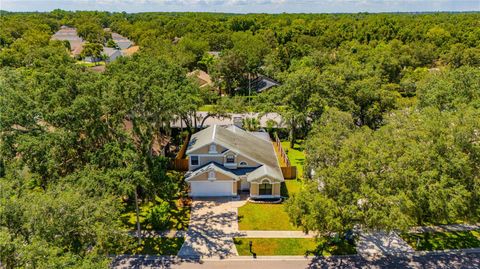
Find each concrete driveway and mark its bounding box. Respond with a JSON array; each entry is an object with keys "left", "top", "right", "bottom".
[{"left": 178, "top": 198, "right": 245, "bottom": 259}]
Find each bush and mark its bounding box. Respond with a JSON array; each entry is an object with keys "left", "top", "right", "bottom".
[{"left": 145, "top": 200, "right": 171, "bottom": 230}]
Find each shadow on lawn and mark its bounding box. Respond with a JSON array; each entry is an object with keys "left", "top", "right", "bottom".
[{"left": 402, "top": 230, "right": 480, "bottom": 251}]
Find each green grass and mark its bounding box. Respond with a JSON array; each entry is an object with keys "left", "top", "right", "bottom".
[
  {"left": 281, "top": 179, "right": 302, "bottom": 197},
  {"left": 75, "top": 61, "right": 106, "bottom": 67},
  {"left": 401, "top": 230, "right": 480, "bottom": 251},
  {"left": 125, "top": 237, "right": 185, "bottom": 255},
  {"left": 238, "top": 203, "right": 301, "bottom": 231},
  {"left": 198, "top": 105, "right": 216, "bottom": 112},
  {"left": 234, "top": 238, "right": 357, "bottom": 256},
  {"left": 240, "top": 176, "right": 302, "bottom": 230},
  {"left": 281, "top": 141, "right": 305, "bottom": 179},
  {"left": 121, "top": 198, "right": 190, "bottom": 231}
]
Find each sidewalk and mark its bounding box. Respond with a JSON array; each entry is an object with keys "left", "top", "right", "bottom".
[
  {"left": 410, "top": 223, "right": 480, "bottom": 234},
  {"left": 236, "top": 230, "right": 315, "bottom": 238}
]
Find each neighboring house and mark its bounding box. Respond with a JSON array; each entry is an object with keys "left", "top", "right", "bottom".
[
  {"left": 51, "top": 26, "right": 85, "bottom": 57},
  {"left": 111, "top": 32, "right": 133, "bottom": 50},
  {"left": 84, "top": 47, "right": 123, "bottom": 63},
  {"left": 103, "top": 47, "right": 123, "bottom": 62},
  {"left": 251, "top": 75, "right": 280, "bottom": 93},
  {"left": 185, "top": 125, "right": 284, "bottom": 197},
  {"left": 187, "top": 69, "right": 214, "bottom": 88},
  {"left": 123, "top": 45, "right": 140, "bottom": 57}
]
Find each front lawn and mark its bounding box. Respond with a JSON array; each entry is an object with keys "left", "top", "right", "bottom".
[
  {"left": 238, "top": 203, "right": 301, "bottom": 231},
  {"left": 401, "top": 230, "right": 480, "bottom": 251},
  {"left": 281, "top": 141, "right": 305, "bottom": 178},
  {"left": 239, "top": 179, "right": 302, "bottom": 230},
  {"left": 234, "top": 238, "right": 356, "bottom": 256}
]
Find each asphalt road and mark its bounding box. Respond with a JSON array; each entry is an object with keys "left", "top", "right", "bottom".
[{"left": 112, "top": 251, "right": 480, "bottom": 269}]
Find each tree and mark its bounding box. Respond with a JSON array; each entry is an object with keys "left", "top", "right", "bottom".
[
  {"left": 242, "top": 117, "right": 260, "bottom": 131},
  {"left": 106, "top": 39, "right": 119, "bottom": 49},
  {"left": 81, "top": 42, "right": 103, "bottom": 64},
  {"left": 288, "top": 107, "right": 480, "bottom": 236}
]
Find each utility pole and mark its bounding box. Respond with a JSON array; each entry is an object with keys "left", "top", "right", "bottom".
[{"left": 248, "top": 73, "right": 251, "bottom": 107}]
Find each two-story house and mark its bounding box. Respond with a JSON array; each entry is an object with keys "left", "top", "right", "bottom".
[{"left": 185, "top": 125, "right": 284, "bottom": 197}]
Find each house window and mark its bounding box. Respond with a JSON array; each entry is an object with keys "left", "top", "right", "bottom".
[
  {"left": 239, "top": 161, "right": 248, "bottom": 166},
  {"left": 226, "top": 155, "right": 235, "bottom": 164},
  {"left": 208, "top": 171, "right": 215, "bottom": 180},
  {"left": 190, "top": 156, "right": 199, "bottom": 166},
  {"left": 259, "top": 181, "right": 273, "bottom": 195},
  {"left": 209, "top": 144, "right": 217, "bottom": 153}
]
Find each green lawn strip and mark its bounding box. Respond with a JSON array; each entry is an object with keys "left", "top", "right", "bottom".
[
  {"left": 234, "top": 238, "right": 356, "bottom": 256},
  {"left": 198, "top": 105, "right": 215, "bottom": 112},
  {"left": 123, "top": 237, "right": 185, "bottom": 255},
  {"left": 238, "top": 203, "right": 301, "bottom": 231},
  {"left": 401, "top": 230, "right": 480, "bottom": 251},
  {"left": 281, "top": 141, "right": 305, "bottom": 179},
  {"left": 75, "top": 61, "right": 106, "bottom": 67},
  {"left": 121, "top": 198, "right": 190, "bottom": 231}
]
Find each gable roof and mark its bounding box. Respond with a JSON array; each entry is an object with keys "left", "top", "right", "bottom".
[
  {"left": 185, "top": 162, "right": 241, "bottom": 181},
  {"left": 103, "top": 47, "right": 122, "bottom": 57},
  {"left": 111, "top": 32, "right": 133, "bottom": 49},
  {"left": 186, "top": 125, "right": 283, "bottom": 181},
  {"left": 252, "top": 75, "right": 280, "bottom": 93}
]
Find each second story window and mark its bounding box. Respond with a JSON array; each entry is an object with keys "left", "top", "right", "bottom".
[
  {"left": 226, "top": 155, "right": 235, "bottom": 164},
  {"left": 190, "top": 156, "right": 199, "bottom": 166}
]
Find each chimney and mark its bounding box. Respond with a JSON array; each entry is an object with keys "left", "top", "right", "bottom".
[{"left": 233, "top": 116, "right": 243, "bottom": 128}]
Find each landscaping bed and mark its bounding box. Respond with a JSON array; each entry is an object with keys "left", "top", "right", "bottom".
[
  {"left": 234, "top": 238, "right": 357, "bottom": 256},
  {"left": 121, "top": 197, "right": 190, "bottom": 232},
  {"left": 124, "top": 237, "right": 185, "bottom": 255},
  {"left": 401, "top": 230, "right": 480, "bottom": 251}
]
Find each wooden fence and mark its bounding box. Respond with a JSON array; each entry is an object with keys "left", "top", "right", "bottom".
[
  {"left": 172, "top": 158, "right": 189, "bottom": 171},
  {"left": 171, "top": 134, "right": 190, "bottom": 171},
  {"left": 274, "top": 133, "right": 290, "bottom": 166},
  {"left": 281, "top": 166, "right": 297, "bottom": 179},
  {"left": 273, "top": 133, "right": 297, "bottom": 179}
]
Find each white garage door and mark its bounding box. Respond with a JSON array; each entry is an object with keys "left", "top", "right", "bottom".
[{"left": 190, "top": 181, "right": 233, "bottom": 197}]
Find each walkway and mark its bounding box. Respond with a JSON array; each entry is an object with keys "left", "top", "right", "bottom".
[
  {"left": 237, "top": 230, "right": 314, "bottom": 238},
  {"left": 410, "top": 223, "right": 480, "bottom": 233}
]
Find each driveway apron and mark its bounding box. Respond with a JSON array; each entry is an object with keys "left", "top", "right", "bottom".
[{"left": 178, "top": 198, "right": 241, "bottom": 259}]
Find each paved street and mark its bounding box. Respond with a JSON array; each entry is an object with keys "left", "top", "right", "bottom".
[{"left": 112, "top": 251, "right": 480, "bottom": 268}]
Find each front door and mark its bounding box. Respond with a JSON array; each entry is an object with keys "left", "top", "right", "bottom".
[{"left": 240, "top": 177, "right": 250, "bottom": 191}]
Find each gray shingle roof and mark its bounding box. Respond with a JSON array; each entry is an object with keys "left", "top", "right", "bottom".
[
  {"left": 185, "top": 162, "right": 258, "bottom": 181},
  {"left": 187, "top": 125, "right": 284, "bottom": 182}
]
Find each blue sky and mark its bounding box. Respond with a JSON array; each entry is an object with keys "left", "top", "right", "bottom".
[{"left": 1, "top": 0, "right": 479, "bottom": 13}]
